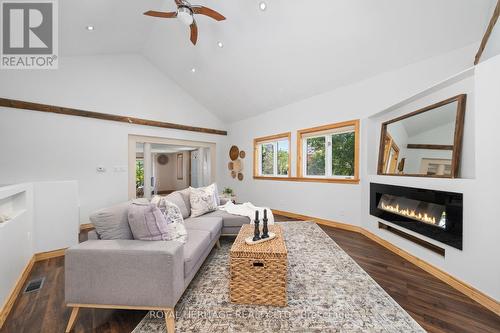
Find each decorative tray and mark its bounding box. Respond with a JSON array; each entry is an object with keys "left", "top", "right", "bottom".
[{"left": 244, "top": 232, "right": 276, "bottom": 245}]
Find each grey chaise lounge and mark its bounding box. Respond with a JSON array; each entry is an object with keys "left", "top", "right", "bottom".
[{"left": 64, "top": 194, "right": 249, "bottom": 333}]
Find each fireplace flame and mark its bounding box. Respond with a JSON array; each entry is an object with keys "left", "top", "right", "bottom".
[{"left": 380, "top": 203, "right": 437, "bottom": 225}]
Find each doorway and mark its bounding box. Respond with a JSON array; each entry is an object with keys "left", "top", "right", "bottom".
[{"left": 128, "top": 135, "right": 216, "bottom": 200}]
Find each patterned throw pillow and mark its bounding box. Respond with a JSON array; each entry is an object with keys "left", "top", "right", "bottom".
[
  {"left": 162, "top": 200, "right": 188, "bottom": 243},
  {"left": 128, "top": 200, "right": 187, "bottom": 243},
  {"left": 128, "top": 203, "right": 172, "bottom": 241},
  {"left": 190, "top": 185, "right": 218, "bottom": 217},
  {"left": 150, "top": 196, "right": 188, "bottom": 243}
]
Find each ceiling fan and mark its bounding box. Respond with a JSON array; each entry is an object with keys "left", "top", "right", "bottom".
[{"left": 144, "top": 0, "right": 226, "bottom": 45}]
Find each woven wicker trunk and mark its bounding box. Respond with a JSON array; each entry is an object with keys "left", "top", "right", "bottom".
[{"left": 229, "top": 224, "right": 288, "bottom": 306}]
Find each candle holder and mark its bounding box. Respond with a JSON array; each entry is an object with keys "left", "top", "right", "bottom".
[
  {"left": 261, "top": 209, "right": 269, "bottom": 239},
  {"left": 253, "top": 211, "right": 261, "bottom": 242}
]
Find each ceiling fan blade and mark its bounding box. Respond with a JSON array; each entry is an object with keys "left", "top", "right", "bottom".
[
  {"left": 190, "top": 21, "right": 198, "bottom": 45},
  {"left": 192, "top": 6, "right": 226, "bottom": 21},
  {"left": 143, "top": 10, "right": 177, "bottom": 18},
  {"left": 174, "top": 0, "right": 183, "bottom": 5}
]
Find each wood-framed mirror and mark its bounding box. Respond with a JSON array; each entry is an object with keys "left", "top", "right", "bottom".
[{"left": 377, "top": 94, "right": 466, "bottom": 178}]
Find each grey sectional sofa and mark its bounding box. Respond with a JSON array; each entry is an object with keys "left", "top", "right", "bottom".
[{"left": 64, "top": 192, "right": 249, "bottom": 333}]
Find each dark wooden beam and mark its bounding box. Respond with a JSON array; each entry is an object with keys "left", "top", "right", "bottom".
[
  {"left": 406, "top": 144, "right": 454, "bottom": 150},
  {"left": 475, "top": 0, "right": 500, "bottom": 65},
  {"left": 0, "top": 97, "right": 228, "bottom": 136}
]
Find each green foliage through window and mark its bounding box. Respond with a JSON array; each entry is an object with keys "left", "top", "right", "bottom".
[
  {"left": 306, "top": 137, "right": 326, "bottom": 176},
  {"left": 332, "top": 132, "right": 355, "bottom": 176},
  {"left": 304, "top": 128, "right": 355, "bottom": 178},
  {"left": 277, "top": 140, "right": 289, "bottom": 175},
  {"left": 258, "top": 138, "right": 289, "bottom": 176},
  {"left": 261, "top": 143, "right": 274, "bottom": 175},
  {"left": 136, "top": 159, "right": 144, "bottom": 188},
  {"left": 136, "top": 159, "right": 145, "bottom": 198}
]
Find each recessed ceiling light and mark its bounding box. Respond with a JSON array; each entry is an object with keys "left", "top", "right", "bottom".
[
  {"left": 86, "top": 26, "right": 94, "bottom": 31},
  {"left": 259, "top": 2, "right": 267, "bottom": 11},
  {"left": 217, "top": 41, "right": 224, "bottom": 48},
  {"left": 191, "top": 67, "right": 196, "bottom": 73}
]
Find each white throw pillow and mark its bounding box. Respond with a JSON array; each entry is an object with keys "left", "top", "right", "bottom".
[
  {"left": 162, "top": 200, "right": 188, "bottom": 243},
  {"left": 204, "top": 183, "right": 220, "bottom": 207},
  {"left": 190, "top": 186, "right": 218, "bottom": 217},
  {"left": 211, "top": 183, "right": 221, "bottom": 206},
  {"left": 150, "top": 196, "right": 188, "bottom": 243}
]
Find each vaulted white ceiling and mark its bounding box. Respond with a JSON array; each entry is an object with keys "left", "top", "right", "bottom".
[{"left": 60, "top": 0, "right": 495, "bottom": 122}]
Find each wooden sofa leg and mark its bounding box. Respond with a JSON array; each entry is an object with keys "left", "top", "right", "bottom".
[
  {"left": 164, "top": 308, "right": 175, "bottom": 333},
  {"left": 65, "top": 307, "right": 80, "bottom": 332},
  {"left": 216, "top": 239, "right": 221, "bottom": 249}
]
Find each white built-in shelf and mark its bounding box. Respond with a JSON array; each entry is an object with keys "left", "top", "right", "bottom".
[
  {"left": 0, "top": 209, "right": 27, "bottom": 229},
  {"left": 0, "top": 187, "right": 28, "bottom": 229}
]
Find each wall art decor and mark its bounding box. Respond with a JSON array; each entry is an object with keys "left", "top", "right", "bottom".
[{"left": 228, "top": 146, "right": 245, "bottom": 181}]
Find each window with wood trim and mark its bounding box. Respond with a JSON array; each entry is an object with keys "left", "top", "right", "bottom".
[
  {"left": 253, "top": 132, "right": 291, "bottom": 178},
  {"left": 297, "top": 120, "right": 359, "bottom": 182}
]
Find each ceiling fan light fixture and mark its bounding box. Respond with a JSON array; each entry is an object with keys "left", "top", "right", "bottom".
[
  {"left": 177, "top": 6, "right": 194, "bottom": 26},
  {"left": 259, "top": 2, "right": 267, "bottom": 11},
  {"left": 217, "top": 41, "right": 224, "bottom": 48}
]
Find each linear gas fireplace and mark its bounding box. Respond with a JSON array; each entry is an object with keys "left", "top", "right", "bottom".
[{"left": 370, "top": 183, "right": 463, "bottom": 250}]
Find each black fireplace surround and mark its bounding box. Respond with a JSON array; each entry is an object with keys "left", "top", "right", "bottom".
[{"left": 370, "top": 183, "right": 463, "bottom": 250}]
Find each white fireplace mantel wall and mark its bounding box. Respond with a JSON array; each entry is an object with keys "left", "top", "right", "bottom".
[{"left": 362, "top": 55, "right": 500, "bottom": 301}]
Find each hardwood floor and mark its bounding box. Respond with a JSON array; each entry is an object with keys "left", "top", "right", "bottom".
[
  {"left": 1, "top": 215, "right": 499, "bottom": 332},
  {"left": 319, "top": 226, "right": 500, "bottom": 333}
]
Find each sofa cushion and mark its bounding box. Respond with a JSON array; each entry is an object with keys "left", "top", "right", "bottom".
[
  {"left": 128, "top": 202, "right": 188, "bottom": 243},
  {"left": 184, "top": 217, "right": 222, "bottom": 241},
  {"left": 162, "top": 200, "right": 188, "bottom": 243},
  {"left": 90, "top": 201, "right": 134, "bottom": 240},
  {"left": 183, "top": 229, "right": 211, "bottom": 277},
  {"left": 221, "top": 226, "right": 243, "bottom": 235},
  {"left": 128, "top": 203, "right": 171, "bottom": 241},
  {"left": 164, "top": 192, "right": 190, "bottom": 219},
  {"left": 203, "top": 210, "right": 250, "bottom": 228},
  {"left": 178, "top": 188, "right": 191, "bottom": 216},
  {"left": 212, "top": 183, "right": 221, "bottom": 206},
  {"left": 189, "top": 186, "right": 218, "bottom": 217}
]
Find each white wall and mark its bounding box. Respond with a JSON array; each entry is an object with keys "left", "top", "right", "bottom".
[
  {"left": 33, "top": 181, "right": 79, "bottom": 253},
  {"left": 0, "top": 184, "right": 34, "bottom": 314},
  {"left": 220, "top": 44, "right": 477, "bottom": 226},
  {"left": 481, "top": 19, "right": 500, "bottom": 62},
  {"left": 0, "top": 182, "right": 79, "bottom": 314},
  {"left": 155, "top": 152, "right": 190, "bottom": 192},
  {"left": 0, "top": 54, "right": 224, "bottom": 129},
  {"left": 221, "top": 45, "right": 500, "bottom": 300},
  {"left": 470, "top": 53, "right": 500, "bottom": 299},
  {"left": 362, "top": 70, "right": 492, "bottom": 295},
  {"left": 367, "top": 75, "right": 476, "bottom": 179},
  {"left": 0, "top": 54, "right": 227, "bottom": 224}
]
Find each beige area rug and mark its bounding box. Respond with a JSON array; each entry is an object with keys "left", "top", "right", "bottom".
[{"left": 133, "top": 222, "right": 424, "bottom": 332}]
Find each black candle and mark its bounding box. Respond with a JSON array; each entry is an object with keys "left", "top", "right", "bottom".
[
  {"left": 253, "top": 211, "right": 261, "bottom": 242},
  {"left": 261, "top": 209, "right": 269, "bottom": 239}
]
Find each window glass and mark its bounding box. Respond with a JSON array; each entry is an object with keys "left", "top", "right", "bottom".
[
  {"left": 136, "top": 159, "right": 144, "bottom": 198},
  {"left": 306, "top": 136, "right": 326, "bottom": 176},
  {"left": 277, "top": 140, "right": 289, "bottom": 176},
  {"left": 332, "top": 132, "right": 355, "bottom": 176},
  {"left": 261, "top": 143, "right": 274, "bottom": 175}
]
